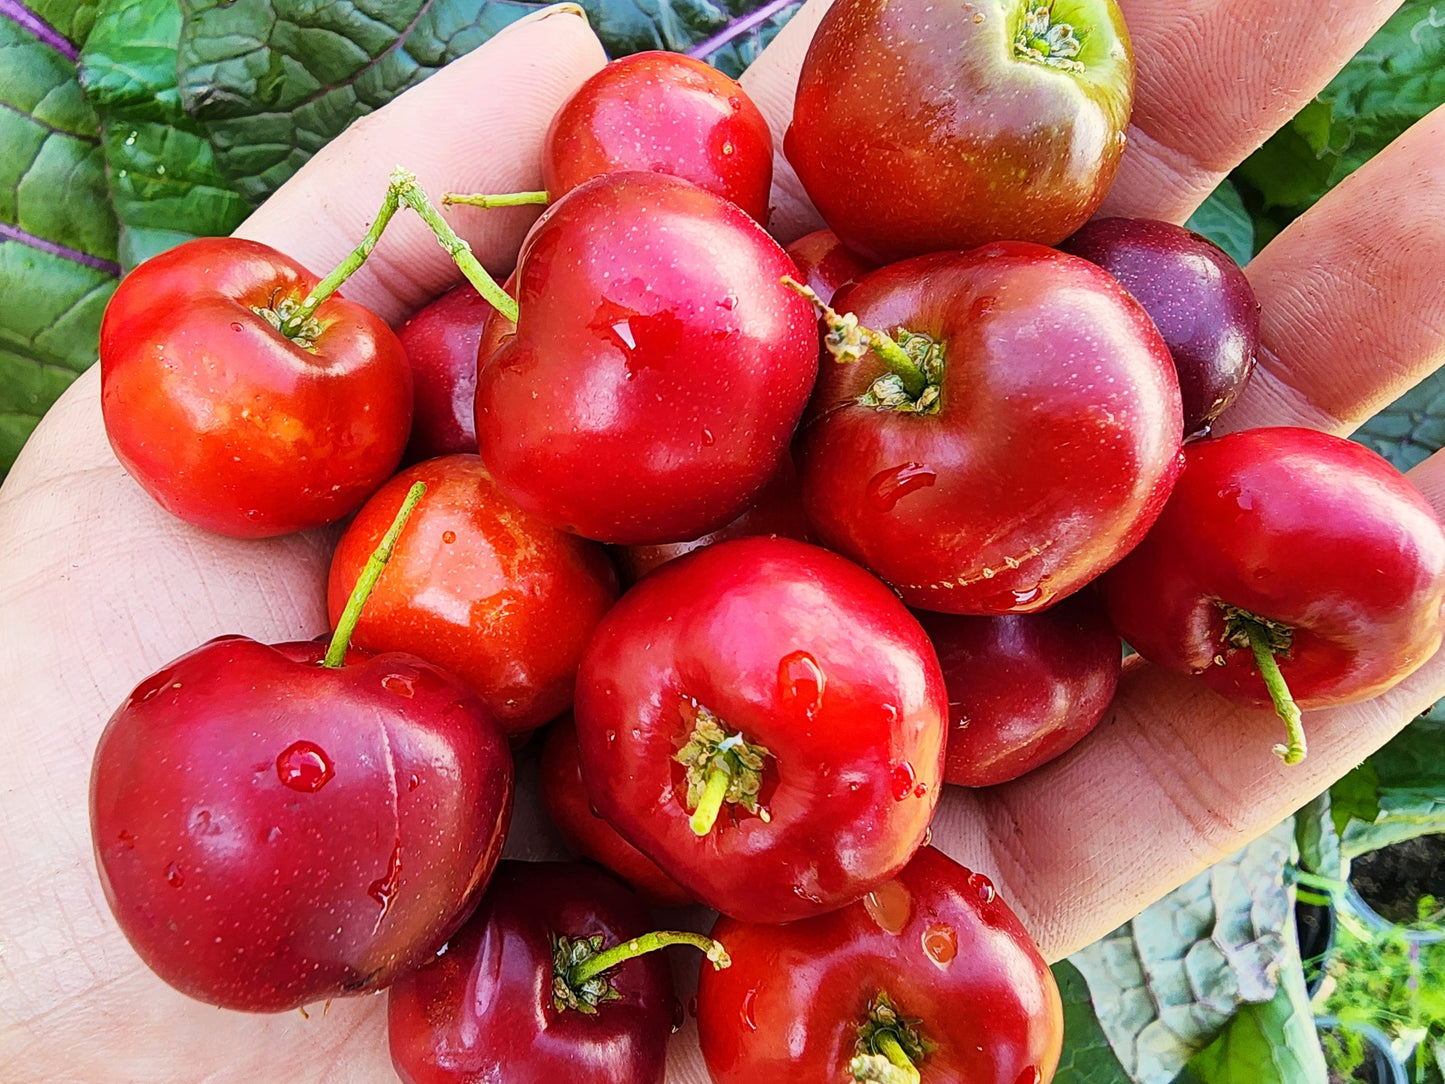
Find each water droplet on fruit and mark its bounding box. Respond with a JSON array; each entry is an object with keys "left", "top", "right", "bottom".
[
  {"left": 1016, "top": 1069, "right": 1042, "bottom": 1084},
  {"left": 441, "top": 530, "right": 456, "bottom": 544},
  {"left": 605, "top": 729, "right": 617, "bottom": 746},
  {"left": 129, "top": 669, "right": 175, "bottom": 706},
  {"left": 701, "top": 428, "right": 715, "bottom": 446},
  {"left": 728, "top": 96, "right": 743, "bottom": 112},
  {"left": 382, "top": 673, "right": 416, "bottom": 698},
  {"left": 611, "top": 319, "right": 637, "bottom": 350},
  {"left": 866, "top": 463, "right": 936, "bottom": 512},
  {"left": 230, "top": 321, "right": 244, "bottom": 333},
  {"left": 276, "top": 741, "right": 335, "bottom": 793},
  {"left": 717, "top": 294, "right": 737, "bottom": 310},
  {"left": 368, "top": 841, "right": 403, "bottom": 920},
  {"left": 968, "top": 872, "right": 996, "bottom": 904},
  {"left": 408, "top": 773, "right": 420, "bottom": 791},
  {"left": 972, "top": 10, "right": 985, "bottom": 21},
  {"left": 923, "top": 923, "right": 957, "bottom": 965},
  {"left": 778, "top": 650, "right": 825, "bottom": 723},
  {"left": 921, "top": 826, "right": 933, "bottom": 846},
  {"left": 740, "top": 989, "right": 758, "bottom": 1031},
  {"left": 165, "top": 862, "right": 183, "bottom": 888},
  {"left": 913, "top": 782, "right": 928, "bottom": 798},
  {"left": 688, "top": 996, "right": 699, "bottom": 1017},
  {"left": 864, "top": 879, "right": 912, "bottom": 934},
  {"left": 265, "top": 827, "right": 282, "bottom": 843},
  {"left": 1011, "top": 586, "right": 1042, "bottom": 606},
  {"left": 890, "top": 761, "right": 916, "bottom": 800}
]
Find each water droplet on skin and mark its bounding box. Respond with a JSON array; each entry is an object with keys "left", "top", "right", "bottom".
[
  {"left": 441, "top": 530, "right": 457, "bottom": 544},
  {"left": 1015, "top": 1069, "right": 1042, "bottom": 1084},
  {"left": 867, "top": 463, "right": 937, "bottom": 512},
  {"left": 740, "top": 989, "right": 758, "bottom": 1032},
  {"left": 382, "top": 673, "right": 416, "bottom": 698},
  {"left": 165, "top": 862, "right": 184, "bottom": 888},
  {"left": 1011, "top": 586, "right": 1043, "bottom": 606},
  {"left": 890, "top": 761, "right": 916, "bottom": 800},
  {"left": 913, "top": 782, "right": 928, "bottom": 798},
  {"left": 968, "top": 872, "right": 996, "bottom": 904},
  {"left": 408, "top": 774, "right": 421, "bottom": 791},
  {"left": 972, "top": 10, "right": 985, "bottom": 21},
  {"left": 970, "top": 294, "right": 998, "bottom": 320},
  {"left": 230, "top": 321, "right": 244, "bottom": 332},
  {"left": 368, "top": 841, "right": 403, "bottom": 919},
  {"left": 276, "top": 741, "right": 335, "bottom": 792},
  {"left": 778, "top": 651, "right": 826, "bottom": 723},
  {"left": 265, "top": 827, "right": 282, "bottom": 843},
  {"left": 864, "top": 879, "right": 912, "bottom": 934},
  {"left": 605, "top": 729, "right": 617, "bottom": 746},
  {"left": 701, "top": 428, "right": 715, "bottom": 446},
  {"left": 923, "top": 923, "right": 957, "bottom": 965},
  {"left": 717, "top": 294, "right": 737, "bottom": 310},
  {"left": 921, "top": 826, "right": 933, "bottom": 847}
]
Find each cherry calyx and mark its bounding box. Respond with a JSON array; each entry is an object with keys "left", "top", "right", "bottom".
[
  {"left": 674, "top": 704, "right": 771, "bottom": 836},
  {"left": 553, "top": 929, "right": 731, "bottom": 1014},
  {"left": 850, "top": 993, "right": 929, "bottom": 1084},
  {"left": 783, "top": 275, "right": 941, "bottom": 413},
  {"left": 1219, "top": 604, "right": 1307, "bottom": 765}
]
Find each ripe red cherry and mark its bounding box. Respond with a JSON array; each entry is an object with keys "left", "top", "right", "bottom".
[
  {"left": 90, "top": 637, "right": 513, "bottom": 1011},
  {"left": 1104, "top": 427, "right": 1445, "bottom": 763},
  {"left": 539, "top": 717, "right": 694, "bottom": 907},
  {"left": 918, "top": 593, "right": 1121, "bottom": 787},
  {"left": 396, "top": 284, "right": 493, "bottom": 462},
  {"left": 573, "top": 537, "right": 947, "bottom": 924},
  {"left": 1059, "top": 218, "right": 1260, "bottom": 435},
  {"left": 543, "top": 50, "right": 773, "bottom": 223},
  {"left": 474, "top": 172, "right": 818, "bottom": 545},
  {"left": 327, "top": 454, "right": 619, "bottom": 736},
  {"left": 389, "top": 861, "right": 724, "bottom": 1084},
  {"left": 697, "top": 846, "right": 1064, "bottom": 1084},
  {"left": 100, "top": 236, "right": 412, "bottom": 537},
  {"left": 785, "top": 229, "right": 873, "bottom": 305},
  {"left": 795, "top": 243, "right": 1182, "bottom": 615},
  {"left": 786, "top": 0, "right": 1134, "bottom": 263}
]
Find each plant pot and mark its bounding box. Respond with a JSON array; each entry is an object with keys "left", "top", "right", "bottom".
[
  {"left": 1316, "top": 1016, "right": 1411, "bottom": 1084},
  {"left": 1297, "top": 893, "right": 1338, "bottom": 998},
  {"left": 1347, "top": 832, "right": 1445, "bottom": 928}
]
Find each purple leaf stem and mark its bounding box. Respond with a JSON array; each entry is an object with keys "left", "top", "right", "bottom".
[
  {"left": 0, "top": 0, "right": 79, "bottom": 62},
  {"left": 0, "top": 222, "right": 121, "bottom": 276},
  {"left": 687, "top": 0, "right": 801, "bottom": 61}
]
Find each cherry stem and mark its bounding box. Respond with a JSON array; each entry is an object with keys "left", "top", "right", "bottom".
[
  {"left": 568, "top": 930, "right": 730, "bottom": 986},
  {"left": 323, "top": 481, "right": 426, "bottom": 669},
  {"left": 690, "top": 763, "right": 732, "bottom": 836},
  {"left": 391, "top": 167, "right": 520, "bottom": 324},
  {"left": 1241, "top": 618, "right": 1307, "bottom": 765},
  {"left": 781, "top": 275, "right": 927, "bottom": 396},
  {"left": 875, "top": 1034, "right": 920, "bottom": 1083},
  {"left": 281, "top": 185, "right": 404, "bottom": 337},
  {"left": 443, "top": 189, "right": 550, "bottom": 208}
]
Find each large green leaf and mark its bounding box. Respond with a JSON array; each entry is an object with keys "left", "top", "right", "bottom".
[
  {"left": 1067, "top": 820, "right": 1295, "bottom": 1084},
  {"left": 1295, "top": 790, "right": 1343, "bottom": 881},
  {"left": 1352, "top": 371, "right": 1445, "bottom": 472},
  {"left": 1235, "top": 0, "right": 1445, "bottom": 228},
  {"left": 1053, "top": 960, "right": 1135, "bottom": 1084},
  {"left": 1182, "top": 180, "right": 1254, "bottom": 268},
  {"left": 1181, "top": 938, "right": 1329, "bottom": 1084},
  {"left": 1335, "top": 708, "right": 1445, "bottom": 857},
  {"left": 0, "top": 6, "right": 118, "bottom": 474},
  {"left": 78, "top": 0, "right": 249, "bottom": 269}
]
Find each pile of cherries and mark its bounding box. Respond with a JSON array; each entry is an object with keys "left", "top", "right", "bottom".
[{"left": 88, "top": 2, "right": 1445, "bottom": 1082}]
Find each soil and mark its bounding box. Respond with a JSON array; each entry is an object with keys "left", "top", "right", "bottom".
[{"left": 1349, "top": 833, "right": 1445, "bottom": 924}]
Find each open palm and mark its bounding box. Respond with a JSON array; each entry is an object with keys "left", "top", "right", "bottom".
[{"left": 2, "top": 1, "right": 1441, "bottom": 1080}]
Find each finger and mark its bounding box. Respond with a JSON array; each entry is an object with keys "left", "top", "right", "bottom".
[
  {"left": 236, "top": 4, "right": 606, "bottom": 324},
  {"left": 923, "top": 444, "right": 1445, "bottom": 964},
  {"left": 739, "top": 0, "right": 1398, "bottom": 240},
  {"left": 1218, "top": 103, "right": 1445, "bottom": 435}
]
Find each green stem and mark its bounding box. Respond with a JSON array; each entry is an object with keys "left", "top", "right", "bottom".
[
  {"left": 689, "top": 763, "right": 731, "bottom": 836},
  {"left": 568, "top": 930, "right": 730, "bottom": 986},
  {"left": 323, "top": 481, "right": 426, "bottom": 669},
  {"left": 1241, "top": 618, "right": 1307, "bottom": 765},
  {"left": 781, "top": 275, "right": 927, "bottom": 396},
  {"left": 875, "top": 1034, "right": 920, "bottom": 1083},
  {"left": 390, "top": 167, "right": 520, "bottom": 324},
  {"left": 443, "top": 190, "right": 550, "bottom": 208},
  {"left": 281, "top": 186, "right": 404, "bottom": 337}
]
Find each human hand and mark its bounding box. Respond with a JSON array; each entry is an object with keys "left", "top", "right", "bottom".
[{"left": 2, "top": 0, "right": 1443, "bottom": 1080}]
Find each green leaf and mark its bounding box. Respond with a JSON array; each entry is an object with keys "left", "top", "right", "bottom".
[
  {"left": 1182, "top": 180, "right": 1254, "bottom": 267},
  {"left": 79, "top": 0, "right": 249, "bottom": 268},
  {"left": 1295, "top": 790, "right": 1343, "bottom": 881},
  {"left": 1352, "top": 370, "right": 1445, "bottom": 472},
  {"left": 1331, "top": 760, "right": 1383, "bottom": 840},
  {"left": 1053, "top": 960, "right": 1135, "bottom": 1084},
  {"left": 1234, "top": 1, "right": 1445, "bottom": 226},
  {"left": 1339, "top": 708, "right": 1445, "bottom": 857},
  {"left": 1067, "top": 820, "right": 1295, "bottom": 1084},
  {"left": 1182, "top": 937, "right": 1329, "bottom": 1084},
  {"left": 0, "top": 9, "right": 119, "bottom": 474}
]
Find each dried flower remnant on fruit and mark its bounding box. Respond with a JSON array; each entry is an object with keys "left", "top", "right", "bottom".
[
  {"left": 550, "top": 933, "right": 622, "bottom": 1014},
  {"left": 1015, "top": 4, "right": 1085, "bottom": 72},
  {"left": 674, "top": 702, "right": 771, "bottom": 831},
  {"left": 850, "top": 992, "right": 930, "bottom": 1083},
  {"left": 251, "top": 296, "right": 323, "bottom": 351}
]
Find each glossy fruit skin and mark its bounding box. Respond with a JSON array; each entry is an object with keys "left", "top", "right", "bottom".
[
  {"left": 90, "top": 636, "right": 513, "bottom": 1012},
  {"left": 918, "top": 593, "right": 1121, "bottom": 787},
  {"left": 697, "top": 846, "right": 1063, "bottom": 1084},
  {"left": 543, "top": 51, "right": 773, "bottom": 223},
  {"left": 615, "top": 456, "right": 810, "bottom": 583},
  {"left": 785, "top": 229, "right": 873, "bottom": 305},
  {"left": 388, "top": 861, "right": 673, "bottom": 1084},
  {"left": 397, "top": 284, "right": 492, "bottom": 462},
  {"left": 475, "top": 172, "right": 819, "bottom": 545},
  {"left": 100, "top": 236, "right": 412, "bottom": 538},
  {"left": 1059, "top": 218, "right": 1260, "bottom": 435},
  {"left": 539, "top": 717, "right": 695, "bottom": 906},
  {"left": 785, "top": 0, "right": 1133, "bottom": 263},
  {"left": 798, "top": 243, "right": 1183, "bottom": 615},
  {"left": 1104, "top": 427, "right": 1445, "bottom": 708},
  {"left": 328, "top": 455, "right": 619, "bottom": 736},
  {"left": 573, "top": 537, "right": 947, "bottom": 924}
]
